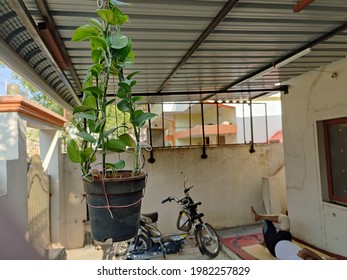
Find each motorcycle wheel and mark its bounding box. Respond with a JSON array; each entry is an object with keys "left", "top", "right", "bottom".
[
  {"left": 129, "top": 230, "right": 153, "bottom": 252},
  {"left": 103, "top": 241, "right": 128, "bottom": 260},
  {"left": 196, "top": 223, "right": 221, "bottom": 258},
  {"left": 114, "top": 241, "right": 128, "bottom": 256}
]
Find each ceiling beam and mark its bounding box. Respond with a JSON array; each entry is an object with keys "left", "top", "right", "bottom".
[
  {"left": 34, "top": 0, "right": 81, "bottom": 92},
  {"left": 126, "top": 86, "right": 288, "bottom": 97},
  {"left": 155, "top": 0, "right": 239, "bottom": 96}
]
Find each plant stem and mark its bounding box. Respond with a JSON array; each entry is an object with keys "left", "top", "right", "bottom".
[
  {"left": 100, "top": 34, "right": 113, "bottom": 177},
  {"left": 118, "top": 68, "right": 139, "bottom": 175},
  {"left": 132, "top": 120, "right": 140, "bottom": 175}
]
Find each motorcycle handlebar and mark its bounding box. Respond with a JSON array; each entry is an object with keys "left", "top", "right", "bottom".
[
  {"left": 161, "top": 197, "right": 171, "bottom": 204},
  {"left": 184, "top": 186, "right": 194, "bottom": 193},
  {"left": 162, "top": 196, "right": 180, "bottom": 204}
]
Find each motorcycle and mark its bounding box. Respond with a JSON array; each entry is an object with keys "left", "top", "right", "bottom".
[{"left": 122, "top": 176, "right": 221, "bottom": 260}]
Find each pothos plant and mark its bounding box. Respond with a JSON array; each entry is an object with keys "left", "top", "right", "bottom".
[{"left": 67, "top": 0, "right": 156, "bottom": 180}]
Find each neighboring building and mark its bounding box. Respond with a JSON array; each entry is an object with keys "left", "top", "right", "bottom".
[
  {"left": 164, "top": 104, "right": 237, "bottom": 146},
  {"left": 149, "top": 99, "right": 282, "bottom": 147}
]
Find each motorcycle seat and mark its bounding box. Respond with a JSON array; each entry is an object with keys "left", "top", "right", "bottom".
[{"left": 141, "top": 212, "right": 158, "bottom": 223}]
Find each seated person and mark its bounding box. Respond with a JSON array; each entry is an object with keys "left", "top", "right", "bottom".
[{"left": 251, "top": 206, "right": 324, "bottom": 260}]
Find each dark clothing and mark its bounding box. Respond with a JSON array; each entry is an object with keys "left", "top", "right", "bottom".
[{"left": 262, "top": 220, "right": 293, "bottom": 257}]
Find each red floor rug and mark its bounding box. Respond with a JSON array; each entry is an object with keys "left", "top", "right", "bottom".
[
  {"left": 221, "top": 233, "right": 263, "bottom": 260},
  {"left": 221, "top": 233, "right": 347, "bottom": 260}
]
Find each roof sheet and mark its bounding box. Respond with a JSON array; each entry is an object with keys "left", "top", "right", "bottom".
[{"left": 1, "top": 0, "right": 347, "bottom": 108}]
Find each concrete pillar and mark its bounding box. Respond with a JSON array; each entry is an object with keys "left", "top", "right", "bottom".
[
  {"left": 39, "top": 130, "right": 65, "bottom": 245},
  {"left": 63, "top": 157, "right": 85, "bottom": 249},
  {"left": 262, "top": 165, "right": 287, "bottom": 215},
  {"left": 0, "top": 112, "right": 28, "bottom": 234}
]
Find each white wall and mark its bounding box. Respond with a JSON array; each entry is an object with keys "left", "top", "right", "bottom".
[
  {"left": 0, "top": 160, "right": 6, "bottom": 195},
  {"left": 282, "top": 57, "right": 347, "bottom": 256},
  {"left": 0, "top": 113, "right": 28, "bottom": 233},
  {"left": 64, "top": 143, "right": 284, "bottom": 247},
  {"left": 143, "top": 144, "right": 285, "bottom": 234},
  {"left": 63, "top": 158, "right": 86, "bottom": 249}
]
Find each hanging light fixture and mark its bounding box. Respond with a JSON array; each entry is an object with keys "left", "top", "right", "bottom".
[
  {"left": 275, "top": 48, "right": 311, "bottom": 68},
  {"left": 244, "top": 47, "right": 311, "bottom": 83}
]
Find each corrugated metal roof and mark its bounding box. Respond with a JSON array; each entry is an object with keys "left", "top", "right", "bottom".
[{"left": 1, "top": 0, "right": 347, "bottom": 108}]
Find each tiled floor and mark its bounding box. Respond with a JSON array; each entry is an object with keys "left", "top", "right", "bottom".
[
  {"left": 218, "top": 224, "right": 262, "bottom": 239},
  {"left": 66, "top": 225, "right": 262, "bottom": 260}
]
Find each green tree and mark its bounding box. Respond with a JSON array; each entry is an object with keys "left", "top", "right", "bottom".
[
  {"left": 11, "top": 72, "right": 64, "bottom": 116},
  {"left": 105, "top": 104, "right": 130, "bottom": 134}
]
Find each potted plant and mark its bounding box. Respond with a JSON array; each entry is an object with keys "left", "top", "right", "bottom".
[{"left": 66, "top": 0, "right": 156, "bottom": 242}]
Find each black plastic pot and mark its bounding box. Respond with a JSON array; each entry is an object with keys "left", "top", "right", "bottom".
[{"left": 83, "top": 171, "right": 147, "bottom": 242}]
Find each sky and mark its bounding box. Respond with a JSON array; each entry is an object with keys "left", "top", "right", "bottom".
[{"left": 0, "top": 65, "right": 18, "bottom": 95}]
